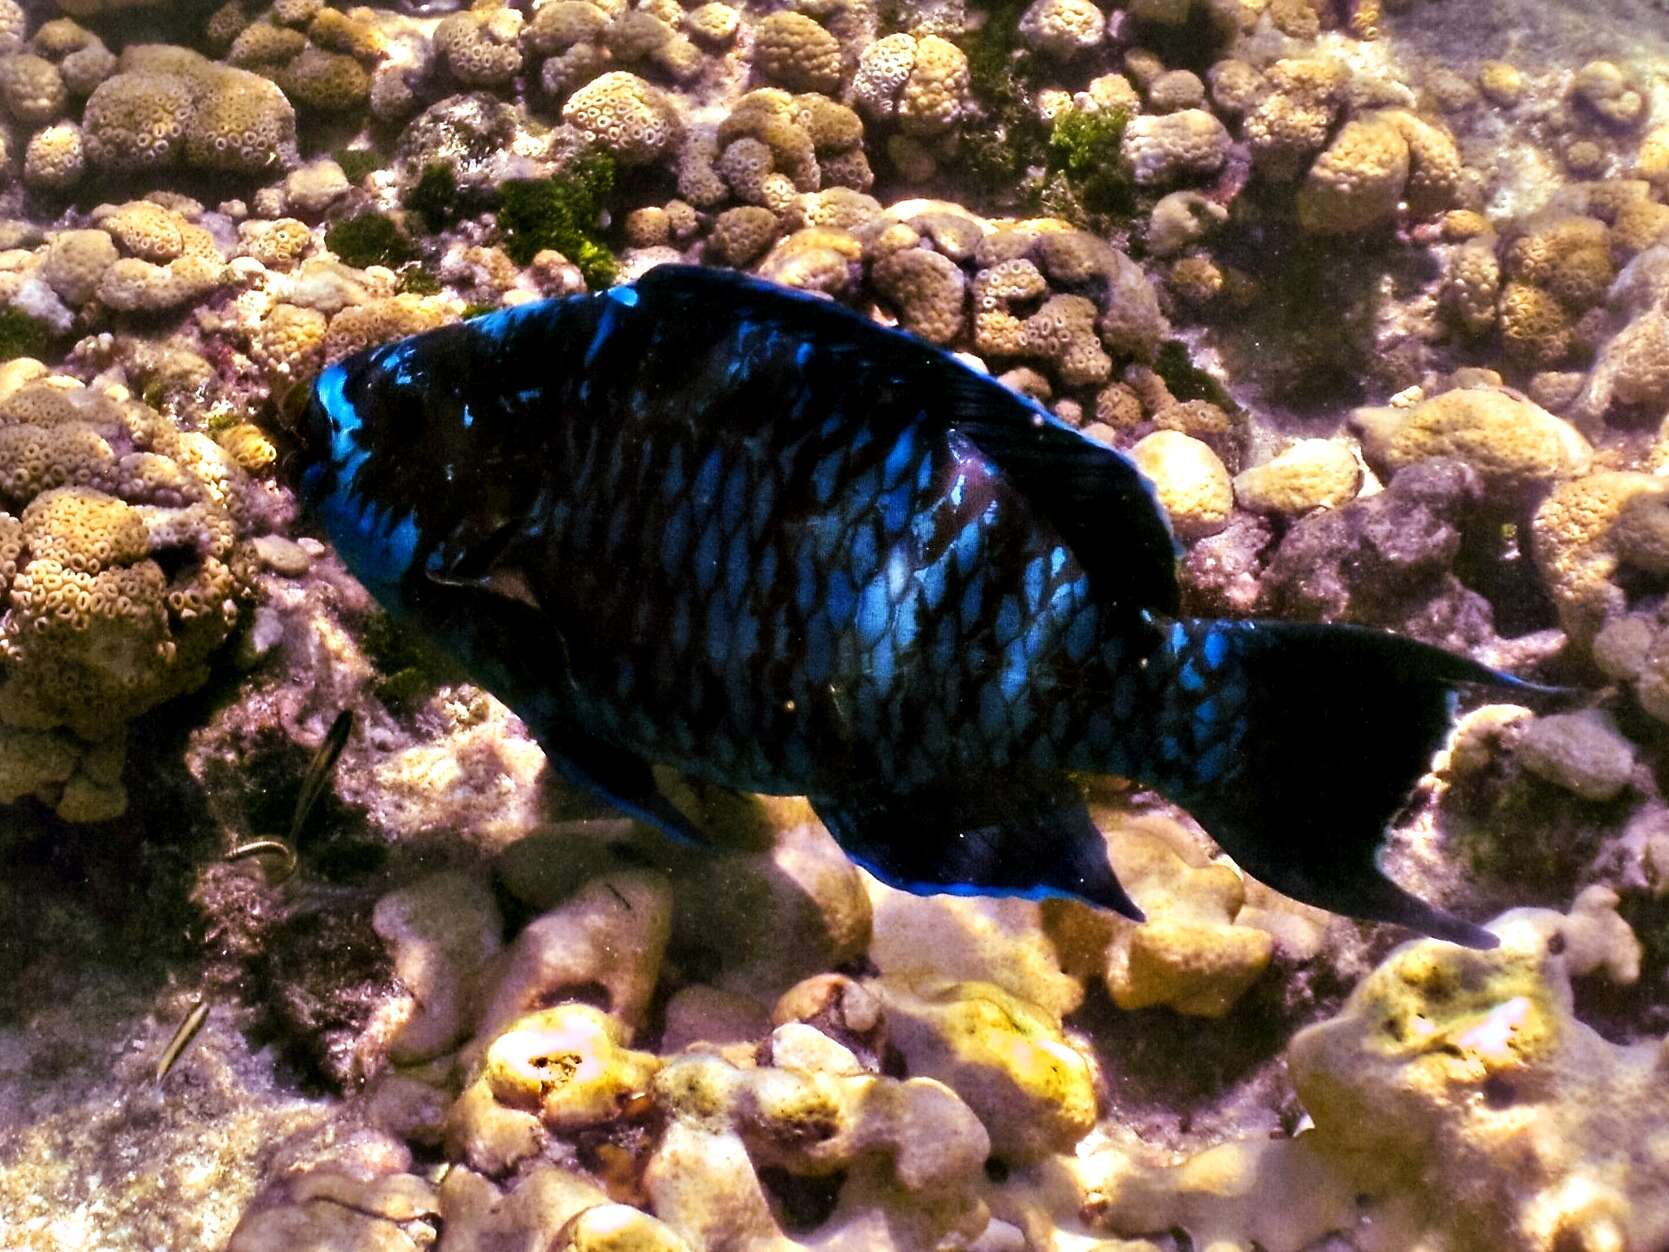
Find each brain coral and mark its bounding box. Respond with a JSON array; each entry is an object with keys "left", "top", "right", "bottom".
[
  {"left": 83, "top": 46, "right": 298, "bottom": 178},
  {"left": 0, "top": 373, "right": 259, "bottom": 822}
]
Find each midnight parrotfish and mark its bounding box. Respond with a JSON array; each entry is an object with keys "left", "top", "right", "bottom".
[{"left": 293, "top": 264, "right": 1535, "bottom": 949}]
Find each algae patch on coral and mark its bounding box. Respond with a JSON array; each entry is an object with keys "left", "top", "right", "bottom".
[{"left": 495, "top": 153, "right": 619, "bottom": 289}]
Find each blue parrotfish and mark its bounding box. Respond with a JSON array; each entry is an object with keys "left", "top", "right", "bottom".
[{"left": 293, "top": 264, "right": 1540, "bottom": 949}]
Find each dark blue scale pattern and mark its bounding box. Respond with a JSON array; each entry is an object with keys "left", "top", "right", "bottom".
[{"left": 302, "top": 283, "right": 1166, "bottom": 805}]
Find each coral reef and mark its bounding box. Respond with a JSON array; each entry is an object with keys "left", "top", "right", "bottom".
[{"left": 8, "top": 0, "right": 1669, "bottom": 1249}]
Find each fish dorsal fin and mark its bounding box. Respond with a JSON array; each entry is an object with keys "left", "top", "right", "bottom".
[{"left": 630, "top": 265, "right": 1181, "bottom": 616}]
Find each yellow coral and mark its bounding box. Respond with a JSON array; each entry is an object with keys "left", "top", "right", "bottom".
[
  {"left": 1131, "top": 430, "right": 1232, "bottom": 539},
  {"left": 561, "top": 71, "right": 681, "bottom": 167},
  {"left": 1351, "top": 387, "right": 1591, "bottom": 509},
  {"left": 706, "top": 206, "right": 778, "bottom": 267},
  {"left": 1243, "top": 57, "right": 1345, "bottom": 180},
  {"left": 753, "top": 12, "right": 843, "bottom": 94},
  {"left": 1100, "top": 815, "right": 1275, "bottom": 1017},
  {"left": 875, "top": 977, "right": 1096, "bottom": 1162},
  {"left": 871, "top": 246, "right": 965, "bottom": 346},
  {"left": 477, "top": 1004, "right": 661, "bottom": 1133},
  {"left": 237, "top": 216, "right": 312, "bottom": 270},
  {"left": 972, "top": 256, "right": 1049, "bottom": 358},
  {"left": 322, "top": 295, "right": 451, "bottom": 365},
  {"left": 40, "top": 229, "right": 118, "bottom": 306},
  {"left": 0, "top": 52, "right": 68, "bottom": 127},
  {"left": 1122, "top": 108, "right": 1232, "bottom": 187},
  {"left": 1499, "top": 280, "right": 1574, "bottom": 368},
  {"left": 1382, "top": 109, "right": 1463, "bottom": 219},
  {"left": 436, "top": 8, "right": 524, "bottom": 87},
  {"left": 275, "top": 45, "right": 371, "bottom": 111},
  {"left": 1298, "top": 113, "right": 1409, "bottom": 234},
  {"left": 1532, "top": 471, "right": 1669, "bottom": 642},
  {"left": 1024, "top": 293, "right": 1112, "bottom": 387},
  {"left": 23, "top": 123, "right": 85, "bottom": 191},
  {"left": 251, "top": 302, "right": 328, "bottom": 381},
  {"left": 1233, "top": 438, "right": 1362, "bottom": 515},
  {"left": 1442, "top": 237, "right": 1501, "bottom": 337},
  {"left": 83, "top": 50, "right": 297, "bottom": 177},
  {"left": 227, "top": 20, "right": 307, "bottom": 66}
]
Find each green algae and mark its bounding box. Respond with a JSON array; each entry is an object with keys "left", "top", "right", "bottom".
[
  {"left": 1038, "top": 106, "right": 1135, "bottom": 230},
  {"left": 404, "top": 162, "right": 462, "bottom": 234},
  {"left": 397, "top": 264, "right": 442, "bottom": 295},
  {"left": 324, "top": 212, "right": 419, "bottom": 269},
  {"left": 496, "top": 154, "right": 619, "bottom": 290},
  {"left": 0, "top": 308, "right": 55, "bottom": 362},
  {"left": 1154, "top": 339, "right": 1237, "bottom": 410},
  {"left": 333, "top": 147, "right": 381, "bottom": 185}
]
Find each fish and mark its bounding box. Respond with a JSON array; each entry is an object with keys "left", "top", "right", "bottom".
[{"left": 291, "top": 264, "right": 1545, "bottom": 949}]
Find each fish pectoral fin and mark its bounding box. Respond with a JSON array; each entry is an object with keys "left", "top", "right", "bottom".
[
  {"left": 544, "top": 732, "right": 711, "bottom": 847},
  {"left": 810, "top": 780, "right": 1143, "bottom": 921}
]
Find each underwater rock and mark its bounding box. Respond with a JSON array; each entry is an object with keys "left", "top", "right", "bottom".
[
  {"left": 474, "top": 871, "right": 672, "bottom": 1043},
  {"left": 1082, "top": 892, "right": 1659, "bottom": 1252},
  {"left": 371, "top": 869, "right": 504, "bottom": 1064},
  {"left": 874, "top": 977, "right": 1097, "bottom": 1162}
]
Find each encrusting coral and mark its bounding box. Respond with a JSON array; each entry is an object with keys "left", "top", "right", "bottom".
[
  {"left": 0, "top": 369, "right": 262, "bottom": 821},
  {"left": 1081, "top": 892, "right": 1661, "bottom": 1252},
  {"left": 14, "top": 2, "right": 1669, "bottom": 1250}
]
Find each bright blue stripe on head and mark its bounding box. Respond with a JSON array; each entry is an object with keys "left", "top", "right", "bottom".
[
  {"left": 607, "top": 284, "right": 639, "bottom": 307},
  {"left": 1179, "top": 662, "right": 1206, "bottom": 692}
]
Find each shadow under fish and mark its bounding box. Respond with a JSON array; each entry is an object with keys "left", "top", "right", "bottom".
[{"left": 289, "top": 265, "right": 1553, "bottom": 949}]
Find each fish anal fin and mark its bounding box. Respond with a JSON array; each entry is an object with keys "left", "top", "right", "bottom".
[
  {"left": 811, "top": 778, "right": 1143, "bottom": 921},
  {"left": 544, "top": 730, "right": 711, "bottom": 848}
]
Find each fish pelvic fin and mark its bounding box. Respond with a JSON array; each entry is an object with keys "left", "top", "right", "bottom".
[
  {"left": 811, "top": 777, "right": 1143, "bottom": 920},
  {"left": 1156, "top": 620, "right": 1539, "bottom": 947}
]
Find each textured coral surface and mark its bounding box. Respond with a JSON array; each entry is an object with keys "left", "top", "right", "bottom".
[{"left": 5, "top": 1, "right": 1669, "bottom": 1250}]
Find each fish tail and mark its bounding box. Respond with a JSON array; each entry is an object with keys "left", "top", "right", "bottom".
[{"left": 1147, "top": 619, "right": 1558, "bottom": 948}]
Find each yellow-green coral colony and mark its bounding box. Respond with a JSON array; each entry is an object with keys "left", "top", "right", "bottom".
[{"left": 3, "top": 2, "right": 1669, "bottom": 1252}]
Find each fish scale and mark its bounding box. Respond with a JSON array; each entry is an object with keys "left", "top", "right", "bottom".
[{"left": 296, "top": 264, "right": 1557, "bottom": 948}]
